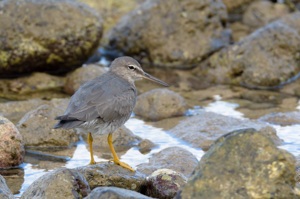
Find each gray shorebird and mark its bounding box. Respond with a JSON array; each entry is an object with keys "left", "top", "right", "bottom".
[{"left": 54, "top": 56, "right": 168, "bottom": 171}]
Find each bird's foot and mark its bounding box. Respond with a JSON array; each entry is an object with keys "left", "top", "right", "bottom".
[
  {"left": 89, "top": 159, "right": 97, "bottom": 165},
  {"left": 113, "top": 159, "right": 135, "bottom": 172}
]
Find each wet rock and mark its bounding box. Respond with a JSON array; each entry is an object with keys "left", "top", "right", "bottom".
[
  {"left": 21, "top": 168, "right": 90, "bottom": 199},
  {"left": 142, "top": 169, "right": 187, "bottom": 199},
  {"left": 0, "top": 98, "right": 44, "bottom": 123},
  {"left": 17, "top": 98, "right": 79, "bottom": 148},
  {"left": 138, "top": 139, "right": 155, "bottom": 154},
  {"left": 177, "top": 128, "right": 298, "bottom": 199},
  {"left": 202, "top": 12, "right": 300, "bottom": 88},
  {"left": 85, "top": 186, "right": 152, "bottom": 199},
  {"left": 81, "top": 125, "right": 142, "bottom": 152},
  {"left": 64, "top": 63, "right": 108, "bottom": 95},
  {"left": 137, "top": 147, "right": 198, "bottom": 178},
  {"left": 106, "top": 0, "right": 230, "bottom": 68},
  {"left": 76, "top": 163, "right": 146, "bottom": 191},
  {"left": 0, "top": 175, "right": 14, "bottom": 199},
  {"left": 78, "top": 0, "right": 144, "bottom": 42},
  {"left": 169, "top": 111, "right": 282, "bottom": 150},
  {"left": 0, "top": 117, "right": 24, "bottom": 169},
  {"left": 259, "top": 111, "right": 300, "bottom": 126},
  {"left": 134, "top": 89, "right": 187, "bottom": 121},
  {"left": 0, "top": 72, "right": 67, "bottom": 100},
  {"left": 0, "top": 0, "right": 103, "bottom": 76},
  {"left": 243, "top": 1, "right": 289, "bottom": 29}
]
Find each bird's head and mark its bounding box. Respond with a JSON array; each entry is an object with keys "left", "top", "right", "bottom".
[{"left": 110, "top": 56, "right": 169, "bottom": 86}]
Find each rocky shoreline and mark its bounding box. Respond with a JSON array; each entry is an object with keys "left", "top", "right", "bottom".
[{"left": 0, "top": 0, "right": 300, "bottom": 198}]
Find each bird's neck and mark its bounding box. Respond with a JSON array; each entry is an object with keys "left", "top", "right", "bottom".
[{"left": 110, "top": 71, "right": 136, "bottom": 87}]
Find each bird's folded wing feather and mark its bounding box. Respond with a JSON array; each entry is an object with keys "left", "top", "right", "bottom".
[
  {"left": 68, "top": 89, "right": 136, "bottom": 122},
  {"left": 60, "top": 74, "right": 136, "bottom": 123}
]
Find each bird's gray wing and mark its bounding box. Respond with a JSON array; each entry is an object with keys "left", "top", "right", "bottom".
[
  {"left": 68, "top": 88, "right": 136, "bottom": 122},
  {"left": 61, "top": 74, "right": 136, "bottom": 123}
]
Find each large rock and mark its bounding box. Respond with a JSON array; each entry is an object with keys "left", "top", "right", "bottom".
[
  {"left": 17, "top": 99, "right": 79, "bottom": 148},
  {"left": 0, "top": 117, "right": 24, "bottom": 169},
  {"left": 84, "top": 187, "right": 153, "bottom": 199},
  {"left": 76, "top": 163, "right": 146, "bottom": 191},
  {"left": 0, "top": 0, "right": 103, "bottom": 76},
  {"left": 177, "top": 128, "right": 298, "bottom": 199},
  {"left": 169, "top": 111, "right": 281, "bottom": 150},
  {"left": 134, "top": 89, "right": 187, "bottom": 121},
  {"left": 137, "top": 147, "right": 198, "bottom": 178},
  {"left": 64, "top": 63, "right": 107, "bottom": 95},
  {"left": 21, "top": 168, "right": 90, "bottom": 199},
  {"left": 0, "top": 175, "right": 14, "bottom": 199},
  {"left": 106, "top": 0, "right": 230, "bottom": 68},
  {"left": 243, "top": 1, "right": 289, "bottom": 29},
  {"left": 200, "top": 12, "right": 300, "bottom": 88}
]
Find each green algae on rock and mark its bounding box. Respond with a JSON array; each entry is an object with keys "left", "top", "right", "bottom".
[
  {"left": 0, "top": 0, "right": 103, "bottom": 76},
  {"left": 177, "top": 128, "right": 298, "bottom": 199}
]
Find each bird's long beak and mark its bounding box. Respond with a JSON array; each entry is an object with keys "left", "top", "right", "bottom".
[{"left": 143, "top": 72, "right": 169, "bottom": 87}]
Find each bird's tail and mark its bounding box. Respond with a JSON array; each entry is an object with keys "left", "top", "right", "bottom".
[{"left": 53, "top": 115, "right": 84, "bottom": 129}]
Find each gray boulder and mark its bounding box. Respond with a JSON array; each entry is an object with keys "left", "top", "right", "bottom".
[
  {"left": 76, "top": 163, "right": 146, "bottom": 191},
  {"left": 134, "top": 89, "right": 187, "bottom": 121},
  {"left": 137, "top": 147, "right": 198, "bottom": 178},
  {"left": 201, "top": 12, "right": 300, "bottom": 88},
  {"left": 106, "top": 0, "right": 230, "bottom": 68},
  {"left": 21, "top": 168, "right": 90, "bottom": 199},
  {"left": 17, "top": 99, "right": 79, "bottom": 148},
  {"left": 169, "top": 111, "right": 281, "bottom": 150}
]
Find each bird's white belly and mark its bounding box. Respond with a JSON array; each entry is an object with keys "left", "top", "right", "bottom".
[{"left": 76, "top": 117, "right": 128, "bottom": 135}]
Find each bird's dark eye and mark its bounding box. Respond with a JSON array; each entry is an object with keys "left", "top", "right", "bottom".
[{"left": 128, "top": 65, "right": 136, "bottom": 70}]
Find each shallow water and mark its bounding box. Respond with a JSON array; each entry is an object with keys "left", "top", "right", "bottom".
[{"left": 11, "top": 96, "right": 300, "bottom": 197}]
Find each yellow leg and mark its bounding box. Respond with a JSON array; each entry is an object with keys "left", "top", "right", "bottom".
[
  {"left": 108, "top": 132, "right": 134, "bottom": 172},
  {"left": 87, "top": 132, "right": 96, "bottom": 165}
]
